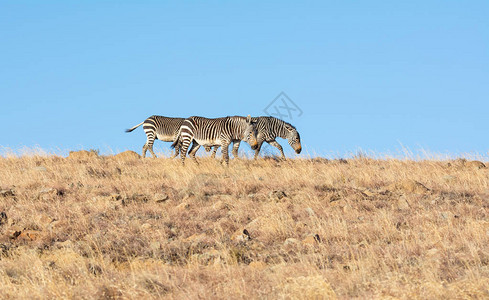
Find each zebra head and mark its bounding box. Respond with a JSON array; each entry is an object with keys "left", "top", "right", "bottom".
[
  {"left": 243, "top": 115, "right": 259, "bottom": 150},
  {"left": 284, "top": 123, "right": 302, "bottom": 154}
]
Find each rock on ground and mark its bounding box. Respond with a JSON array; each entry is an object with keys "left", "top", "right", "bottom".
[
  {"left": 114, "top": 150, "right": 141, "bottom": 160},
  {"left": 465, "top": 161, "right": 486, "bottom": 169},
  {"left": 389, "top": 179, "right": 430, "bottom": 194},
  {"left": 68, "top": 150, "right": 98, "bottom": 160}
]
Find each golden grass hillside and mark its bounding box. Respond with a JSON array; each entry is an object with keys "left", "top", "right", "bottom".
[{"left": 0, "top": 151, "right": 488, "bottom": 299}]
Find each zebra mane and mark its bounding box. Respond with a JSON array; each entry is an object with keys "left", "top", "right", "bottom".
[
  {"left": 280, "top": 119, "right": 296, "bottom": 130},
  {"left": 260, "top": 116, "right": 296, "bottom": 138}
]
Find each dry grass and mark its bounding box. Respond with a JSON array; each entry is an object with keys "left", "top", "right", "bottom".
[{"left": 0, "top": 151, "right": 488, "bottom": 299}]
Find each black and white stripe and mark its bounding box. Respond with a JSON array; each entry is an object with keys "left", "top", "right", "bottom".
[
  {"left": 171, "top": 115, "right": 258, "bottom": 165},
  {"left": 125, "top": 115, "right": 185, "bottom": 158},
  {"left": 209, "top": 116, "right": 302, "bottom": 159}
]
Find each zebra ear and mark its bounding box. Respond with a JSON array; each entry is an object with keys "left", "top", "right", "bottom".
[{"left": 246, "top": 115, "right": 251, "bottom": 123}]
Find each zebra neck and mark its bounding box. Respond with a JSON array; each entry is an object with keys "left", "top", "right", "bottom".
[
  {"left": 278, "top": 128, "right": 288, "bottom": 139},
  {"left": 275, "top": 120, "right": 289, "bottom": 139}
]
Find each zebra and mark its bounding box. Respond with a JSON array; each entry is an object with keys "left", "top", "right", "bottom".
[
  {"left": 171, "top": 115, "right": 258, "bottom": 165},
  {"left": 207, "top": 116, "right": 301, "bottom": 159},
  {"left": 125, "top": 115, "right": 187, "bottom": 158}
]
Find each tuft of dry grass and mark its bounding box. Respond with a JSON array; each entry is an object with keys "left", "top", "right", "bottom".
[{"left": 0, "top": 152, "right": 488, "bottom": 299}]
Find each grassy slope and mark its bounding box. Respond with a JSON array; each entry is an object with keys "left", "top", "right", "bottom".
[{"left": 0, "top": 152, "right": 488, "bottom": 299}]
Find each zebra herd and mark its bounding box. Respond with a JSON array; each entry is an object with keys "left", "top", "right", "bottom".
[{"left": 125, "top": 115, "right": 301, "bottom": 165}]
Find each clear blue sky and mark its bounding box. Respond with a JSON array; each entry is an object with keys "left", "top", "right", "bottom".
[{"left": 1, "top": 1, "right": 488, "bottom": 158}]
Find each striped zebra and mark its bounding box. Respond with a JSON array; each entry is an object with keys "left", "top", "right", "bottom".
[
  {"left": 208, "top": 116, "right": 301, "bottom": 159},
  {"left": 171, "top": 115, "right": 258, "bottom": 165},
  {"left": 125, "top": 115, "right": 187, "bottom": 158}
]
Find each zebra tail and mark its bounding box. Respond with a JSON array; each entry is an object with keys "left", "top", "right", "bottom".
[{"left": 125, "top": 121, "right": 144, "bottom": 133}]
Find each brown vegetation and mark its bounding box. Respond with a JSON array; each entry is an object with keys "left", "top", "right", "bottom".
[{"left": 0, "top": 152, "right": 488, "bottom": 299}]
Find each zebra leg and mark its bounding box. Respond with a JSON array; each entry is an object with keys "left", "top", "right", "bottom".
[
  {"left": 179, "top": 137, "right": 192, "bottom": 165},
  {"left": 253, "top": 134, "right": 266, "bottom": 160},
  {"left": 269, "top": 140, "right": 285, "bottom": 159},
  {"left": 144, "top": 131, "right": 157, "bottom": 158},
  {"left": 232, "top": 141, "right": 241, "bottom": 159},
  {"left": 210, "top": 146, "right": 219, "bottom": 158},
  {"left": 170, "top": 141, "right": 180, "bottom": 159},
  {"left": 148, "top": 144, "right": 157, "bottom": 158},
  {"left": 221, "top": 142, "right": 231, "bottom": 166},
  {"left": 143, "top": 141, "right": 157, "bottom": 158},
  {"left": 188, "top": 141, "right": 201, "bottom": 165},
  {"left": 142, "top": 144, "right": 148, "bottom": 158},
  {"left": 253, "top": 141, "right": 264, "bottom": 160}
]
